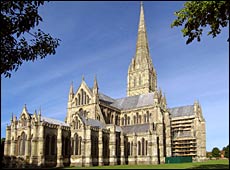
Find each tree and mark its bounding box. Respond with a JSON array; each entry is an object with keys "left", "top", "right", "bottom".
[
  {"left": 212, "top": 147, "right": 220, "bottom": 158},
  {"left": 224, "top": 145, "right": 229, "bottom": 158},
  {"left": 0, "top": 1, "right": 60, "bottom": 78},
  {"left": 171, "top": 1, "right": 229, "bottom": 44}
]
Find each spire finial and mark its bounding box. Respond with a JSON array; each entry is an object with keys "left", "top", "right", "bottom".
[
  {"left": 69, "top": 81, "right": 74, "bottom": 93},
  {"left": 23, "top": 104, "right": 28, "bottom": 113},
  {"left": 82, "top": 75, "right": 85, "bottom": 81},
  {"left": 39, "top": 106, "right": 41, "bottom": 116},
  {"left": 11, "top": 113, "right": 13, "bottom": 121},
  {"left": 141, "top": 1, "right": 143, "bottom": 6},
  {"left": 94, "top": 75, "right": 98, "bottom": 89}
]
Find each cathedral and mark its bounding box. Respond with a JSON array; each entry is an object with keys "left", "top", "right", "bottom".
[{"left": 3, "top": 2, "right": 206, "bottom": 168}]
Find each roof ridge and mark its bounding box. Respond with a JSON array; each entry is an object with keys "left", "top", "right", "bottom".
[{"left": 169, "top": 105, "right": 193, "bottom": 109}]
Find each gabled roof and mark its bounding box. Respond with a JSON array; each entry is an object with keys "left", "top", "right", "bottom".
[
  {"left": 41, "top": 116, "right": 70, "bottom": 127},
  {"left": 169, "top": 105, "right": 194, "bottom": 118},
  {"left": 122, "top": 123, "right": 150, "bottom": 134}
]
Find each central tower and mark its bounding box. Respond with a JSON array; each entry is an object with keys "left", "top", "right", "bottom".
[{"left": 127, "top": 2, "right": 157, "bottom": 96}]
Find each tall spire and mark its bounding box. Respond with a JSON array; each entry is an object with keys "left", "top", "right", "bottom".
[
  {"left": 68, "top": 81, "right": 74, "bottom": 101},
  {"left": 22, "top": 104, "right": 28, "bottom": 113},
  {"left": 92, "top": 75, "right": 99, "bottom": 104},
  {"left": 93, "top": 75, "right": 98, "bottom": 89},
  {"left": 135, "top": 1, "right": 151, "bottom": 65},
  {"left": 127, "top": 2, "right": 157, "bottom": 96}
]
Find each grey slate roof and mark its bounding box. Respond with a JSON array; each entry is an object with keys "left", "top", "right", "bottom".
[
  {"left": 41, "top": 116, "right": 70, "bottom": 127},
  {"left": 110, "top": 92, "right": 155, "bottom": 110},
  {"left": 90, "top": 87, "right": 155, "bottom": 110},
  {"left": 99, "top": 93, "right": 115, "bottom": 104},
  {"left": 122, "top": 123, "right": 150, "bottom": 134},
  {"left": 78, "top": 113, "right": 106, "bottom": 129},
  {"left": 169, "top": 105, "right": 194, "bottom": 118}
]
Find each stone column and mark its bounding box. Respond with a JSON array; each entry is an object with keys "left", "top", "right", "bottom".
[
  {"left": 157, "top": 123, "right": 164, "bottom": 164},
  {"left": 56, "top": 126, "right": 64, "bottom": 167},
  {"left": 120, "top": 132, "right": 125, "bottom": 165},
  {"left": 10, "top": 140, "right": 16, "bottom": 156},
  {"left": 10, "top": 125, "right": 16, "bottom": 156},
  {"left": 164, "top": 112, "right": 172, "bottom": 157},
  {"left": 109, "top": 126, "right": 117, "bottom": 165},
  {"left": 4, "top": 125, "right": 11, "bottom": 156},
  {"left": 38, "top": 124, "right": 45, "bottom": 166},
  {"left": 151, "top": 132, "right": 158, "bottom": 164},
  {"left": 98, "top": 129, "right": 103, "bottom": 166},
  {"left": 25, "top": 121, "right": 31, "bottom": 162},
  {"left": 84, "top": 125, "right": 92, "bottom": 167},
  {"left": 133, "top": 132, "right": 137, "bottom": 165},
  {"left": 147, "top": 130, "right": 152, "bottom": 164},
  {"left": 81, "top": 127, "right": 86, "bottom": 167},
  {"left": 30, "top": 125, "right": 38, "bottom": 164}
]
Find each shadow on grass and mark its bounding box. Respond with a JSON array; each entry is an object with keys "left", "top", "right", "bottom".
[{"left": 188, "top": 164, "right": 229, "bottom": 169}]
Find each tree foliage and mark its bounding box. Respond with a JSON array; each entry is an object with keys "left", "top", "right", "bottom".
[
  {"left": 212, "top": 147, "right": 220, "bottom": 158},
  {"left": 0, "top": 1, "right": 60, "bottom": 78},
  {"left": 224, "top": 145, "right": 229, "bottom": 158},
  {"left": 171, "top": 1, "right": 229, "bottom": 44}
]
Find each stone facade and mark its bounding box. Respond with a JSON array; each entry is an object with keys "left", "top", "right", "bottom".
[{"left": 3, "top": 2, "right": 206, "bottom": 168}]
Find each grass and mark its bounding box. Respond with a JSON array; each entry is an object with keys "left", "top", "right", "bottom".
[{"left": 62, "top": 159, "right": 229, "bottom": 169}]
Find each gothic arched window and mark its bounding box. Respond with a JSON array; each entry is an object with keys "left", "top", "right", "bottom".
[
  {"left": 142, "top": 138, "right": 145, "bottom": 155},
  {"left": 78, "top": 94, "right": 81, "bottom": 105},
  {"left": 138, "top": 141, "right": 141, "bottom": 155},
  {"left": 146, "top": 140, "right": 148, "bottom": 155},
  {"left": 74, "top": 133, "right": 78, "bottom": 155},
  {"left": 20, "top": 132, "right": 26, "bottom": 156},
  {"left": 124, "top": 115, "right": 127, "bottom": 125},
  {"left": 81, "top": 89, "right": 84, "bottom": 105},
  {"left": 78, "top": 137, "right": 82, "bottom": 155},
  {"left": 144, "top": 114, "right": 147, "bottom": 123},
  {"left": 127, "top": 116, "right": 130, "bottom": 125},
  {"left": 139, "top": 115, "right": 142, "bottom": 124},
  {"left": 147, "top": 111, "right": 150, "bottom": 123},
  {"left": 131, "top": 141, "right": 133, "bottom": 156}
]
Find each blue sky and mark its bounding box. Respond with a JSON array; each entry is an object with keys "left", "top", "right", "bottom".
[{"left": 1, "top": 1, "right": 229, "bottom": 152}]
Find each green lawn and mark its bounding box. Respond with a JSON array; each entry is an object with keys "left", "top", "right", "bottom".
[{"left": 62, "top": 159, "right": 229, "bottom": 169}]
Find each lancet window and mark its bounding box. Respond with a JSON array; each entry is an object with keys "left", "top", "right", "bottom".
[{"left": 18, "top": 132, "right": 26, "bottom": 155}]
